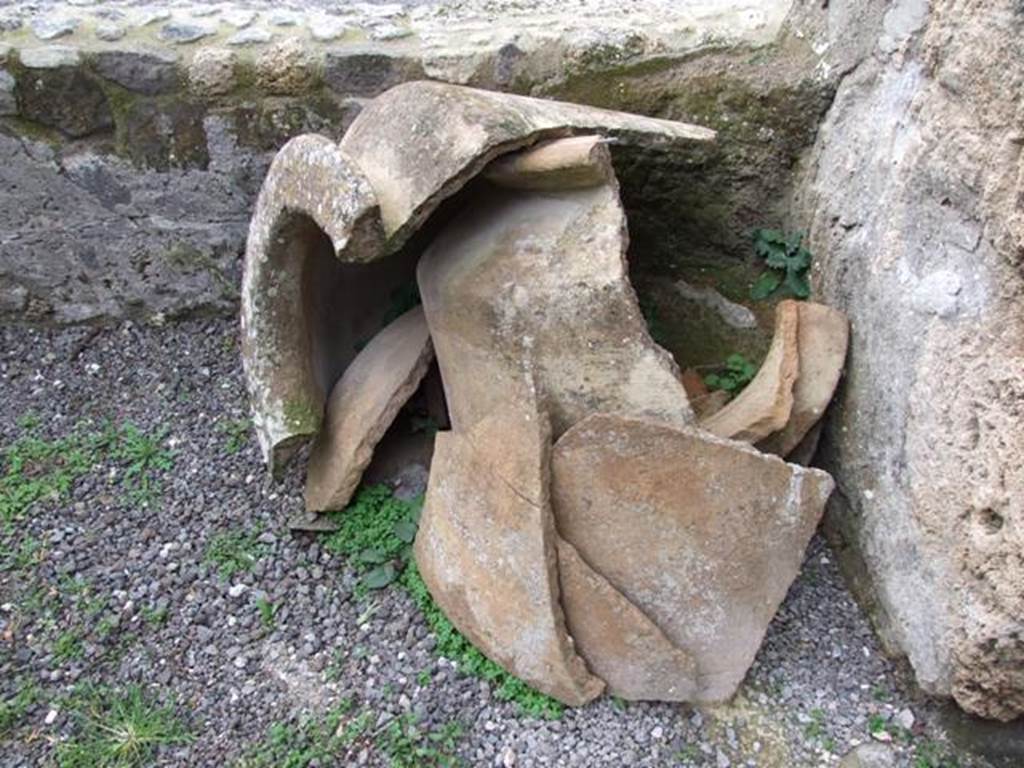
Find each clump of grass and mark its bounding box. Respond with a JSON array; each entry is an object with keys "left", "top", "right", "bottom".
[
  {"left": 235, "top": 701, "right": 371, "bottom": 768},
  {"left": 56, "top": 684, "right": 191, "bottom": 768},
  {"left": 0, "top": 429, "right": 98, "bottom": 525},
  {"left": 110, "top": 424, "right": 174, "bottom": 507},
  {"left": 0, "top": 681, "right": 40, "bottom": 736},
  {"left": 205, "top": 529, "right": 267, "bottom": 579},
  {"left": 324, "top": 485, "right": 565, "bottom": 720},
  {"left": 53, "top": 630, "right": 84, "bottom": 664},
  {"left": 139, "top": 605, "right": 168, "bottom": 628}
]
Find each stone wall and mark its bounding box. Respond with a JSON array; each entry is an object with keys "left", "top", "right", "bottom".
[
  {"left": 0, "top": 0, "right": 807, "bottom": 323},
  {"left": 797, "top": 0, "right": 1024, "bottom": 722}
]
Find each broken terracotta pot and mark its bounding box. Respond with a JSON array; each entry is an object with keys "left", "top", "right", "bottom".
[
  {"left": 551, "top": 413, "right": 834, "bottom": 702},
  {"left": 557, "top": 537, "right": 699, "bottom": 702},
  {"left": 243, "top": 81, "right": 851, "bottom": 711}
]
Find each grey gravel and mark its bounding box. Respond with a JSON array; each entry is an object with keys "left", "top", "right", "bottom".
[{"left": 0, "top": 318, "right": 992, "bottom": 768}]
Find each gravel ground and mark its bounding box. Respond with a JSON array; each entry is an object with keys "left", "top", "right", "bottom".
[{"left": 0, "top": 318, "right": 991, "bottom": 767}]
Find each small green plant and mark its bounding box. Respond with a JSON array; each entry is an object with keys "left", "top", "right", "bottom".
[
  {"left": 235, "top": 703, "right": 370, "bottom": 768},
  {"left": 868, "top": 713, "right": 890, "bottom": 738},
  {"left": 53, "top": 630, "right": 84, "bottom": 663},
  {"left": 220, "top": 418, "right": 252, "bottom": 454},
  {"left": 913, "top": 739, "right": 962, "bottom": 768},
  {"left": 111, "top": 424, "right": 174, "bottom": 506},
  {"left": 804, "top": 707, "right": 827, "bottom": 740},
  {"left": 324, "top": 485, "right": 565, "bottom": 720},
  {"left": 56, "top": 685, "right": 190, "bottom": 768},
  {"left": 205, "top": 529, "right": 267, "bottom": 579},
  {"left": 257, "top": 598, "right": 277, "bottom": 630},
  {"left": 0, "top": 535, "right": 43, "bottom": 572},
  {"left": 871, "top": 683, "right": 891, "bottom": 702},
  {"left": 378, "top": 714, "right": 463, "bottom": 768},
  {"left": 750, "top": 228, "right": 812, "bottom": 300},
  {"left": 140, "top": 605, "right": 169, "bottom": 628},
  {"left": 0, "top": 682, "right": 40, "bottom": 736},
  {"left": 674, "top": 744, "right": 700, "bottom": 763},
  {"left": 703, "top": 353, "right": 757, "bottom": 394},
  {"left": 323, "top": 485, "right": 421, "bottom": 593},
  {"left": 416, "top": 669, "right": 432, "bottom": 687}
]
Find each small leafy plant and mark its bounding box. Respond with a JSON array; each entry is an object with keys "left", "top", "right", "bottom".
[
  {"left": 235, "top": 702, "right": 370, "bottom": 768},
  {"left": 0, "top": 682, "right": 40, "bottom": 736},
  {"left": 750, "top": 228, "right": 812, "bottom": 300},
  {"left": 324, "top": 485, "right": 421, "bottom": 593},
  {"left": 378, "top": 714, "right": 463, "bottom": 768},
  {"left": 704, "top": 353, "right": 757, "bottom": 394}
]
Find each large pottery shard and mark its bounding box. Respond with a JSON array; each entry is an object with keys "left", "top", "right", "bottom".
[
  {"left": 341, "top": 81, "right": 714, "bottom": 250},
  {"left": 305, "top": 306, "right": 434, "bottom": 512},
  {"left": 241, "top": 135, "right": 385, "bottom": 472},
  {"left": 557, "top": 538, "right": 699, "bottom": 702},
  {"left": 701, "top": 300, "right": 800, "bottom": 443},
  {"left": 758, "top": 302, "right": 849, "bottom": 458},
  {"left": 416, "top": 137, "right": 694, "bottom": 438},
  {"left": 552, "top": 414, "right": 834, "bottom": 702},
  {"left": 414, "top": 411, "right": 603, "bottom": 706}
]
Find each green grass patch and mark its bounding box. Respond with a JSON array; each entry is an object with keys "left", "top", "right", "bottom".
[
  {"left": 237, "top": 704, "right": 462, "bottom": 768},
  {"left": 56, "top": 684, "right": 191, "bottom": 768},
  {"left": 205, "top": 529, "right": 267, "bottom": 579},
  {"left": 53, "top": 630, "right": 84, "bottom": 664},
  {"left": 110, "top": 424, "right": 174, "bottom": 507},
  {"left": 235, "top": 701, "right": 371, "bottom": 768},
  {"left": 0, "top": 681, "right": 40, "bottom": 736},
  {"left": 323, "top": 485, "right": 565, "bottom": 720},
  {"left": 0, "top": 418, "right": 174, "bottom": 526}
]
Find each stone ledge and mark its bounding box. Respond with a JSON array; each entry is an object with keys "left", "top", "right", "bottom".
[{"left": 1, "top": 1, "right": 790, "bottom": 61}]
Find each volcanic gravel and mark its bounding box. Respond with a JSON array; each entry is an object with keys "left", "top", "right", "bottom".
[{"left": 0, "top": 318, "right": 989, "bottom": 767}]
